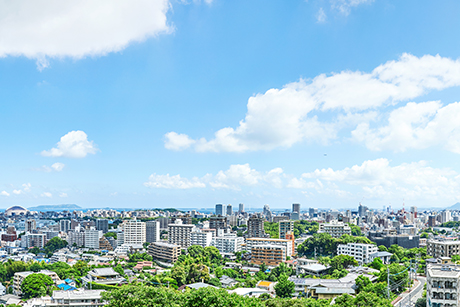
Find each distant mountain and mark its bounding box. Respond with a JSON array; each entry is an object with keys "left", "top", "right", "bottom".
[
  {"left": 27, "top": 204, "right": 82, "bottom": 212},
  {"left": 448, "top": 202, "right": 460, "bottom": 210}
]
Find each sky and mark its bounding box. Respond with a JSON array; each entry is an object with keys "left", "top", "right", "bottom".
[{"left": 1, "top": 0, "right": 460, "bottom": 210}]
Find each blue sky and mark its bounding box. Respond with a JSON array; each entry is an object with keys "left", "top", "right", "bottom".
[{"left": 1, "top": 0, "right": 460, "bottom": 210}]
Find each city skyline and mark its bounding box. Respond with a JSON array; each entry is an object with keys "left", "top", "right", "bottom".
[{"left": 2, "top": 1, "right": 460, "bottom": 209}]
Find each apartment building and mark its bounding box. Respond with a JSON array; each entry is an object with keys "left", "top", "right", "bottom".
[
  {"left": 212, "top": 234, "right": 244, "bottom": 254},
  {"left": 22, "top": 233, "right": 46, "bottom": 248},
  {"left": 59, "top": 220, "right": 71, "bottom": 233},
  {"left": 318, "top": 221, "right": 351, "bottom": 238},
  {"left": 25, "top": 219, "right": 36, "bottom": 233},
  {"left": 251, "top": 245, "right": 286, "bottom": 266},
  {"left": 148, "top": 241, "right": 181, "bottom": 263},
  {"left": 427, "top": 239, "right": 460, "bottom": 258},
  {"left": 168, "top": 220, "right": 195, "bottom": 249},
  {"left": 247, "top": 214, "right": 266, "bottom": 238},
  {"left": 68, "top": 231, "right": 85, "bottom": 247},
  {"left": 123, "top": 219, "right": 146, "bottom": 245},
  {"left": 246, "top": 238, "right": 293, "bottom": 258},
  {"left": 337, "top": 243, "right": 378, "bottom": 265},
  {"left": 279, "top": 220, "right": 294, "bottom": 239},
  {"left": 146, "top": 221, "right": 160, "bottom": 243},
  {"left": 84, "top": 230, "right": 102, "bottom": 249},
  {"left": 191, "top": 231, "right": 213, "bottom": 247},
  {"left": 427, "top": 264, "right": 460, "bottom": 307},
  {"left": 209, "top": 216, "right": 228, "bottom": 232},
  {"left": 14, "top": 270, "right": 61, "bottom": 295},
  {"left": 48, "top": 289, "right": 105, "bottom": 307}
]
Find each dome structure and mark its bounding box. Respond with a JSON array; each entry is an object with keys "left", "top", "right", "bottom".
[{"left": 5, "top": 205, "right": 29, "bottom": 216}]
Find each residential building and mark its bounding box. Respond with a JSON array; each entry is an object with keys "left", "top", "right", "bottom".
[
  {"left": 148, "top": 241, "right": 181, "bottom": 263},
  {"left": 68, "top": 231, "right": 85, "bottom": 247},
  {"left": 25, "top": 219, "right": 36, "bottom": 233},
  {"left": 14, "top": 270, "right": 61, "bottom": 295},
  {"left": 168, "top": 220, "right": 195, "bottom": 249},
  {"left": 82, "top": 268, "right": 124, "bottom": 286},
  {"left": 251, "top": 245, "right": 286, "bottom": 266},
  {"left": 123, "top": 219, "right": 146, "bottom": 245},
  {"left": 209, "top": 216, "right": 228, "bottom": 233},
  {"left": 426, "top": 263, "right": 460, "bottom": 307},
  {"left": 59, "top": 220, "right": 71, "bottom": 233},
  {"left": 336, "top": 243, "right": 378, "bottom": 265},
  {"left": 442, "top": 211, "right": 452, "bottom": 224},
  {"left": 191, "top": 230, "right": 213, "bottom": 247},
  {"left": 84, "top": 230, "right": 102, "bottom": 249},
  {"left": 23, "top": 233, "right": 46, "bottom": 248},
  {"left": 49, "top": 289, "right": 105, "bottom": 307},
  {"left": 146, "top": 221, "right": 160, "bottom": 243},
  {"left": 279, "top": 221, "right": 294, "bottom": 240},
  {"left": 99, "top": 237, "right": 113, "bottom": 251},
  {"left": 246, "top": 238, "right": 293, "bottom": 258},
  {"left": 273, "top": 216, "right": 288, "bottom": 223},
  {"left": 247, "top": 214, "right": 266, "bottom": 238},
  {"left": 95, "top": 219, "right": 108, "bottom": 234},
  {"left": 213, "top": 234, "right": 244, "bottom": 254},
  {"left": 318, "top": 221, "right": 351, "bottom": 238},
  {"left": 427, "top": 239, "right": 460, "bottom": 258}
]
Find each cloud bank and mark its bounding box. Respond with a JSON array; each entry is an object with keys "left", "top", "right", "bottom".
[{"left": 42, "top": 131, "right": 97, "bottom": 158}]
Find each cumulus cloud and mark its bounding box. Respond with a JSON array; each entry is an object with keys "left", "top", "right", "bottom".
[
  {"left": 352, "top": 101, "right": 460, "bottom": 153},
  {"left": 51, "top": 162, "right": 65, "bottom": 172},
  {"left": 13, "top": 190, "right": 22, "bottom": 195},
  {"left": 41, "top": 192, "right": 52, "bottom": 198},
  {"left": 165, "top": 54, "right": 460, "bottom": 153},
  {"left": 0, "top": 0, "right": 171, "bottom": 70},
  {"left": 331, "top": 0, "right": 374, "bottom": 16},
  {"left": 0, "top": 191, "right": 10, "bottom": 196},
  {"left": 59, "top": 193, "right": 68, "bottom": 198},
  {"left": 42, "top": 131, "right": 97, "bottom": 158},
  {"left": 22, "top": 183, "right": 31, "bottom": 192}
]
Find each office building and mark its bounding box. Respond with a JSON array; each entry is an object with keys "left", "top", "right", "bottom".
[
  {"left": 273, "top": 216, "right": 288, "bottom": 223},
  {"left": 337, "top": 243, "right": 378, "bottom": 265},
  {"left": 148, "top": 242, "right": 181, "bottom": 263},
  {"left": 59, "top": 220, "right": 71, "bottom": 233},
  {"left": 318, "top": 221, "right": 351, "bottom": 238},
  {"left": 246, "top": 238, "right": 293, "bottom": 258},
  {"left": 168, "top": 220, "right": 195, "bottom": 249},
  {"left": 25, "top": 219, "right": 36, "bottom": 233},
  {"left": 123, "top": 219, "right": 146, "bottom": 245},
  {"left": 291, "top": 212, "right": 300, "bottom": 221},
  {"left": 239, "top": 203, "right": 244, "bottom": 213},
  {"left": 226, "top": 204, "right": 233, "bottom": 216},
  {"left": 251, "top": 245, "right": 286, "bottom": 266},
  {"left": 215, "top": 204, "right": 225, "bottom": 216},
  {"left": 247, "top": 214, "right": 266, "bottom": 238},
  {"left": 292, "top": 203, "right": 300, "bottom": 213},
  {"left": 368, "top": 232, "right": 420, "bottom": 249},
  {"left": 96, "top": 219, "right": 109, "bottom": 233},
  {"left": 442, "top": 211, "right": 452, "bottom": 223},
  {"left": 309, "top": 208, "right": 317, "bottom": 218},
  {"left": 427, "top": 239, "right": 460, "bottom": 258},
  {"left": 191, "top": 230, "right": 213, "bottom": 247},
  {"left": 279, "top": 220, "right": 294, "bottom": 240},
  {"left": 212, "top": 234, "right": 244, "bottom": 254},
  {"left": 426, "top": 263, "right": 460, "bottom": 307},
  {"left": 146, "top": 221, "right": 160, "bottom": 243}
]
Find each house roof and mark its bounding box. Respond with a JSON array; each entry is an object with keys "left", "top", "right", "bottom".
[
  {"left": 185, "top": 282, "right": 218, "bottom": 290},
  {"left": 257, "top": 281, "right": 274, "bottom": 288}
]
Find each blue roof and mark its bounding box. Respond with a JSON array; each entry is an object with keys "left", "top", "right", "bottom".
[
  {"left": 64, "top": 278, "right": 74, "bottom": 283},
  {"left": 57, "top": 284, "right": 77, "bottom": 291}
]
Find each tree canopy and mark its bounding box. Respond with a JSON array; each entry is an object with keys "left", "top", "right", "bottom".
[{"left": 21, "top": 273, "right": 54, "bottom": 299}]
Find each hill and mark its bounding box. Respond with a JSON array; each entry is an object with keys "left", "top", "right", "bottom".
[{"left": 27, "top": 204, "right": 82, "bottom": 211}]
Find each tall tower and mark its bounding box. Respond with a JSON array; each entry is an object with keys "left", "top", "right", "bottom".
[
  {"left": 226, "top": 204, "right": 233, "bottom": 216},
  {"left": 215, "top": 204, "right": 226, "bottom": 216},
  {"left": 239, "top": 203, "right": 244, "bottom": 213},
  {"left": 292, "top": 203, "right": 300, "bottom": 213}
]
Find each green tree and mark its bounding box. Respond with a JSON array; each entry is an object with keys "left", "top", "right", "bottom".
[
  {"left": 355, "top": 275, "right": 371, "bottom": 294},
  {"left": 378, "top": 245, "right": 388, "bottom": 252},
  {"left": 330, "top": 255, "right": 358, "bottom": 271},
  {"left": 274, "top": 274, "right": 294, "bottom": 298},
  {"left": 21, "top": 273, "right": 54, "bottom": 299},
  {"left": 44, "top": 237, "right": 68, "bottom": 253},
  {"left": 369, "top": 257, "right": 384, "bottom": 270},
  {"left": 171, "top": 265, "right": 187, "bottom": 286},
  {"left": 104, "top": 232, "right": 117, "bottom": 240}
]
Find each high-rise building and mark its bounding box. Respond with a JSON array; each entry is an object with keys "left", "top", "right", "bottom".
[
  {"left": 157, "top": 217, "right": 170, "bottom": 230},
  {"left": 59, "top": 220, "right": 71, "bottom": 233},
  {"left": 22, "top": 233, "right": 46, "bottom": 248},
  {"left": 309, "top": 208, "right": 317, "bottom": 218},
  {"left": 279, "top": 220, "right": 294, "bottom": 239},
  {"left": 168, "top": 220, "right": 195, "bottom": 249},
  {"left": 263, "top": 204, "right": 272, "bottom": 221},
  {"left": 226, "top": 205, "right": 233, "bottom": 216},
  {"left": 215, "top": 204, "right": 225, "bottom": 216},
  {"left": 247, "top": 214, "right": 266, "bottom": 238},
  {"left": 123, "top": 219, "right": 146, "bottom": 245},
  {"left": 68, "top": 231, "right": 85, "bottom": 247},
  {"left": 96, "top": 219, "right": 109, "bottom": 233},
  {"left": 84, "top": 230, "right": 102, "bottom": 249},
  {"left": 292, "top": 203, "right": 300, "bottom": 213},
  {"left": 148, "top": 242, "right": 181, "bottom": 263},
  {"left": 209, "top": 216, "right": 228, "bottom": 232},
  {"left": 442, "top": 211, "right": 452, "bottom": 223},
  {"left": 427, "top": 263, "right": 460, "bottom": 307},
  {"left": 25, "top": 219, "right": 36, "bottom": 233},
  {"left": 318, "top": 221, "right": 352, "bottom": 238},
  {"left": 146, "top": 221, "right": 160, "bottom": 243},
  {"left": 358, "top": 204, "right": 368, "bottom": 218},
  {"left": 239, "top": 203, "right": 244, "bottom": 213},
  {"left": 410, "top": 206, "right": 417, "bottom": 219},
  {"left": 212, "top": 233, "right": 244, "bottom": 254},
  {"left": 191, "top": 230, "right": 213, "bottom": 247}
]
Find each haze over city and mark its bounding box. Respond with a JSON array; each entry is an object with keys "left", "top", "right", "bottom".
[{"left": 2, "top": 1, "right": 460, "bottom": 209}]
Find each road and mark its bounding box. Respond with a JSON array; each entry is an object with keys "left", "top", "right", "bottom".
[{"left": 393, "top": 275, "right": 426, "bottom": 307}]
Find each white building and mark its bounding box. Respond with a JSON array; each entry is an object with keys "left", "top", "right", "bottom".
[
  {"left": 146, "top": 221, "right": 160, "bottom": 243},
  {"left": 59, "top": 220, "right": 71, "bottom": 233},
  {"left": 336, "top": 243, "right": 378, "bottom": 265},
  {"left": 21, "top": 233, "right": 46, "bottom": 248},
  {"left": 191, "top": 231, "right": 213, "bottom": 247},
  {"left": 212, "top": 234, "right": 244, "bottom": 254},
  {"left": 123, "top": 219, "right": 146, "bottom": 245},
  {"left": 442, "top": 211, "right": 452, "bottom": 224},
  {"left": 168, "top": 220, "right": 195, "bottom": 249},
  {"left": 68, "top": 231, "right": 85, "bottom": 247},
  {"left": 318, "top": 221, "right": 351, "bottom": 238},
  {"left": 246, "top": 238, "right": 293, "bottom": 258},
  {"left": 427, "top": 263, "right": 460, "bottom": 307},
  {"left": 84, "top": 230, "right": 102, "bottom": 249}
]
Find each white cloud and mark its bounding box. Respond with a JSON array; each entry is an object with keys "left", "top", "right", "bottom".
[
  {"left": 51, "top": 162, "right": 65, "bottom": 172},
  {"left": 12, "top": 190, "right": 22, "bottom": 195},
  {"left": 0, "top": 191, "right": 10, "bottom": 196},
  {"left": 165, "top": 54, "right": 460, "bottom": 153},
  {"left": 144, "top": 174, "right": 206, "bottom": 189},
  {"left": 42, "top": 131, "right": 97, "bottom": 158},
  {"left": 41, "top": 192, "right": 52, "bottom": 198},
  {"left": 352, "top": 101, "right": 460, "bottom": 153},
  {"left": 331, "top": 0, "right": 374, "bottom": 16},
  {"left": 316, "top": 8, "right": 327, "bottom": 23},
  {"left": 59, "top": 193, "right": 68, "bottom": 198},
  {"left": 22, "top": 183, "right": 31, "bottom": 192},
  {"left": 0, "top": 0, "right": 171, "bottom": 70}
]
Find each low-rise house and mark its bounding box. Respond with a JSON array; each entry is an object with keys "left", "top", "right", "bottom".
[
  {"left": 228, "top": 288, "right": 269, "bottom": 297},
  {"left": 219, "top": 275, "right": 237, "bottom": 288},
  {"left": 133, "top": 261, "right": 153, "bottom": 271},
  {"left": 369, "top": 251, "right": 393, "bottom": 264},
  {"left": 256, "top": 281, "right": 276, "bottom": 294},
  {"left": 82, "top": 268, "right": 125, "bottom": 286}
]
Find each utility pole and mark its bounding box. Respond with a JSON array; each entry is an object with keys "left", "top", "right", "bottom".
[{"left": 387, "top": 266, "right": 391, "bottom": 300}]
